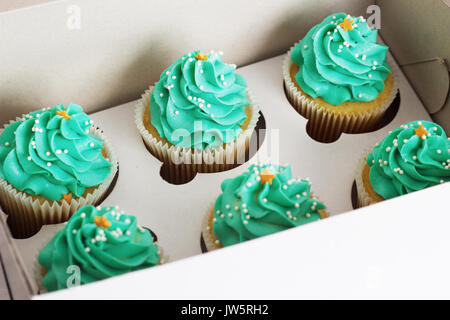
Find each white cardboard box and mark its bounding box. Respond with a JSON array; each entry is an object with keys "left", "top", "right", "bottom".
[{"left": 1, "top": 0, "right": 449, "bottom": 299}]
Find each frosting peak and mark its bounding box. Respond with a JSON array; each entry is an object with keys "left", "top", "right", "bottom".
[
  {"left": 291, "top": 13, "right": 392, "bottom": 105},
  {"left": 213, "top": 164, "right": 326, "bottom": 247},
  {"left": 150, "top": 50, "right": 250, "bottom": 149},
  {"left": 0, "top": 104, "right": 112, "bottom": 201},
  {"left": 367, "top": 120, "right": 450, "bottom": 199}
]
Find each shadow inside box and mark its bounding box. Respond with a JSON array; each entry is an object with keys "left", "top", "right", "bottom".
[
  {"left": 283, "top": 81, "right": 401, "bottom": 143},
  {"left": 143, "top": 111, "right": 267, "bottom": 185}
]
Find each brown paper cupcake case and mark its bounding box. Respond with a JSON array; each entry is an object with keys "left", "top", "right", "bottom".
[
  {"left": 283, "top": 44, "right": 399, "bottom": 141},
  {"left": 0, "top": 119, "right": 119, "bottom": 237},
  {"left": 135, "top": 86, "right": 260, "bottom": 183}
]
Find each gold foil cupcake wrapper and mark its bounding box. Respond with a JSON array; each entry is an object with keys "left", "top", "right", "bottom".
[
  {"left": 283, "top": 45, "right": 399, "bottom": 142},
  {"left": 0, "top": 119, "right": 119, "bottom": 238},
  {"left": 135, "top": 85, "right": 260, "bottom": 183}
]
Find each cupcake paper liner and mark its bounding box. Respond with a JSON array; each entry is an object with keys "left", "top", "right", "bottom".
[
  {"left": 283, "top": 44, "right": 399, "bottom": 141},
  {"left": 0, "top": 119, "right": 119, "bottom": 238},
  {"left": 135, "top": 86, "right": 260, "bottom": 183},
  {"left": 34, "top": 224, "right": 167, "bottom": 294},
  {"left": 355, "top": 150, "right": 380, "bottom": 208},
  {"left": 201, "top": 193, "right": 329, "bottom": 253}
]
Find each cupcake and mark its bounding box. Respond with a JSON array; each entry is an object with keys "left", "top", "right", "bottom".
[
  {"left": 0, "top": 104, "right": 118, "bottom": 237},
  {"left": 356, "top": 120, "right": 450, "bottom": 207},
  {"left": 37, "top": 205, "right": 162, "bottom": 292},
  {"left": 201, "top": 163, "right": 327, "bottom": 251},
  {"left": 136, "top": 50, "right": 260, "bottom": 183},
  {"left": 283, "top": 13, "right": 398, "bottom": 142}
]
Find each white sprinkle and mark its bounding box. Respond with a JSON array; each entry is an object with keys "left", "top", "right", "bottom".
[
  {"left": 355, "top": 54, "right": 359, "bottom": 58},
  {"left": 220, "top": 214, "right": 225, "bottom": 219},
  {"left": 211, "top": 114, "right": 214, "bottom": 118},
  {"left": 4, "top": 142, "right": 9, "bottom": 147},
  {"left": 263, "top": 198, "right": 268, "bottom": 203},
  {"left": 175, "top": 111, "right": 179, "bottom": 115},
  {"left": 437, "top": 150, "right": 442, "bottom": 154},
  {"left": 368, "top": 74, "right": 372, "bottom": 78},
  {"left": 337, "top": 49, "right": 342, "bottom": 53},
  {"left": 27, "top": 156, "right": 32, "bottom": 161},
  {"left": 199, "top": 103, "right": 204, "bottom": 108},
  {"left": 215, "top": 240, "right": 220, "bottom": 244},
  {"left": 125, "top": 218, "right": 131, "bottom": 224},
  {"left": 199, "top": 85, "right": 203, "bottom": 90},
  {"left": 372, "top": 66, "right": 376, "bottom": 70},
  {"left": 64, "top": 149, "right": 69, "bottom": 154},
  {"left": 172, "top": 75, "right": 176, "bottom": 80},
  {"left": 243, "top": 220, "right": 248, "bottom": 225},
  {"left": 247, "top": 182, "right": 252, "bottom": 187},
  {"left": 295, "top": 203, "right": 300, "bottom": 208},
  {"left": 126, "top": 230, "right": 131, "bottom": 236},
  {"left": 440, "top": 180, "right": 444, "bottom": 184},
  {"left": 200, "top": 69, "right": 204, "bottom": 74},
  {"left": 85, "top": 129, "right": 89, "bottom": 133},
  {"left": 72, "top": 229, "right": 77, "bottom": 234},
  {"left": 296, "top": 194, "right": 300, "bottom": 199},
  {"left": 302, "top": 192, "right": 307, "bottom": 196},
  {"left": 85, "top": 121, "right": 89, "bottom": 125},
  {"left": 225, "top": 204, "right": 230, "bottom": 209},
  {"left": 80, "top": 213, "right": 86, "bottom": 218},
  {"left": 286, "top": 211, "right": 291, "bottom": 216},
  {"left": 283, "top": 185, "right": 288, "bottom": 190},
  {"left": 228, "top": 213, "right": 232, "bottom": 218},
  {"left": 91, "top": 239, "right": 96, "bottom": 244},
  {"left": 386, "top": 147, "right": 391, "bottom": 152},
  {"left": 358, "top": 93, "right": 362, "bottom": 98},
  {"left": 47, "top": 162, "right": 52, "bottom": 167},
  {"left": 362, "top": 55, "right": 366, "bottom": 60},
  {"left": 85, "top": 247, "right": 90, "bottom": 253},
  {"left": 165, "top": 71, "right": 170, "bottom": 75},
  {"left": 413, "top": 155, "right": 418, "bottom": 160},
  {"left": 306, "top": 213, "right": 311, "bottom": 218},
  {"left": 303, "top": 45, "right": 308, "bottom": 49},
  {"left": 242, "top": 203, "right": 247, "bottom": 208},
  {"left": 246, "top": 215, "right": 250, "bottom": 219},
  {"left": 46, "top": 151, "right": 50, "bottom": 156},
  {"left": 373, "top": 61, "right": 378, "bottom": 65}
]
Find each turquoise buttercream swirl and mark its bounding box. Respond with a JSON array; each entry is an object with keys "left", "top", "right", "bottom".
[
  {"left": 150, "top": 50, "right": 250, "bottom": 149},
  {"left": 213, "top": 164, "right": 326, "bottom": 247},
  {"left": 367, "top": 120, "right": 450, "bottom": 199},
  {"left": 38, "top": 205, "right": 160, "bottom": 291},
  {"left": 0, "top": 104, "right": 112, "bottom": 201},
  {"left": 291, "top": 13, "right": 392, "bottom": 105}
]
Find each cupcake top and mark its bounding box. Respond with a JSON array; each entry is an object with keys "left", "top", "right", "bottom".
[
  {"left": 0, "top": 104, "right": 112, "bottom": 201},
  {"left": 291, "top": 13, "right": 392, "bottom": 105},
  {"left": 212, "top": 164, "right": 326, "bottom": 247},
  {"left": 367, "top": 120, "right": 450, "bottom": 199},
  {"left": 38, "top": 205, "right": 160, "bottom": 291},
  {"left": 150, "top": 50, "right": 250, "bottom": 149}
]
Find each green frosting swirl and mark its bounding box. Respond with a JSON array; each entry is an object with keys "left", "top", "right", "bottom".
[
  {"left": 291, "top": 13, "right": 392, "bottom": 105},
  {"left": 212, "top": 164, "right": 326, "bottom": 247},
  {"left": 38, "top": 205, "right": 160, "bottom": 291},
  {"left": 150, "top": 50, "right": 250, "bottom": 149},
  {"left": 367, "top": 120, "right": 450, "bottom": 199},
  {"left": 0, "top": 104, "right": 112, "bottom": 201}
]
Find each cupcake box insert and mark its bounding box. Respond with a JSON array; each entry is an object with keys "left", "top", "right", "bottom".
[{"left": 6, "top": 50, "right": 449, "bottom": 299}]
